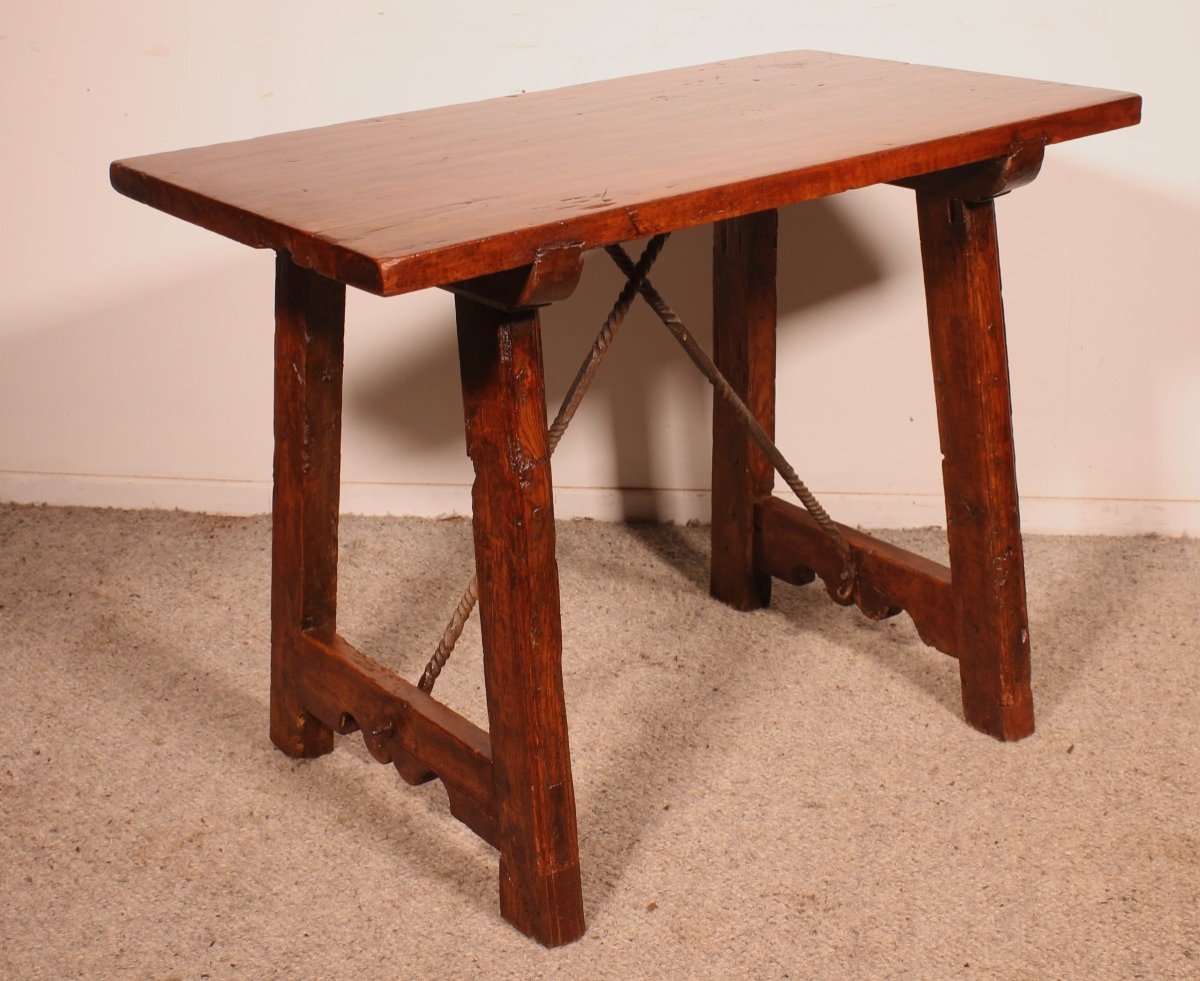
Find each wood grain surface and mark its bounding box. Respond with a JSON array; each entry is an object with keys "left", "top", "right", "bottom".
[
  {"left": 269, "top": 254, "right": 343, "bottom": 759},
  {"left": 455, "top": 296, "right": 586, "bottom": 946},
  {"left": 111, "top": 51, "right": 1139, "bottom": 296},
  {"left": 916, "top": 191, "right": 1035, "bottom": 741},
  {"left": 710, "top": 210, "right": 778, "bottom": 610},
  {"left": 755, "top": 497, "right": 956, "bottom": 657},
  {"left": 293, "top": 631, "right": 498, "bottom": 846}
]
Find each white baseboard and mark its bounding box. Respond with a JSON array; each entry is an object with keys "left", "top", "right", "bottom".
[{"left": 1, "top": 470, "right": 1196, "bottom": 535}]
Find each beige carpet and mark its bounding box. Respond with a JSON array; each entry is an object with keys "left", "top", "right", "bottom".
[{"left": 1, "top": 503, "right": 1196, "bottom": 979}]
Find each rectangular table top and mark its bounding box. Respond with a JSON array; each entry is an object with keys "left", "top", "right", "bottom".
[{"left": 111, "top": 51, "right": 1139, "bottom": 298}]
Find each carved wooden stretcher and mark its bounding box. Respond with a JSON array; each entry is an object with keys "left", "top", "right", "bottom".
[{"left": 111, "top": 51, "right": 1140, "bottom": 947}]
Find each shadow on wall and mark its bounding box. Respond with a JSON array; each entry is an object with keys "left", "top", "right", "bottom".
[
  {"left": 1002, "top": 160, "right": 1200, "bottom": 517},
  {"left": 1, "top": 163, "right": 1194, "bottom": 530},
  {"left": 346, "top": 196, "right": 888, "bottom": 519}
]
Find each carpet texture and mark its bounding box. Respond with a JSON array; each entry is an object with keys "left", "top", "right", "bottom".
[{"left": 0, "top": 503, "right": 1197, "bottom": 978}]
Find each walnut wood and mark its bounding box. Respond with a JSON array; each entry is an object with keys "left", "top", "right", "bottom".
[
  {"left": 890, "top": 143, "right": 1044, "bottom": 202},
  {"left": 445, "top": 788, "right": 500, "bottom": 851},
  {"left": 111, "top": 52, "right": 1139, "bottom": 297},
  {"left": 270, "top": 254, "right": 344, "bottom": 758},
  {"left": 112, "top": 51, "right": 1143, "bottom": 945},
  {"left": 455, "top": 294, "right": 585, "bottom": 947},
  {"left": 294, "top": 632, "right": 497, "bottom": 846},
  {"left": 916, "top": 192, "right": 1035, "bottom": 741},
  {"left": 444, "top": 241, "right": 585, "bottom": 310},
  {"left": 711, "top": 210, "right": 779, "bottom": 610},
  {"left": 755, "top": 496, "right": 956, "bottom": 655}
]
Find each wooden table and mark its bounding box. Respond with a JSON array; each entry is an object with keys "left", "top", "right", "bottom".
[{"left": 112, "top": 51, "right": 1140, "bottom": 946}]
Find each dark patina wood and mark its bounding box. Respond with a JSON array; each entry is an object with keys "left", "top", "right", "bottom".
[
  {"left": 295, "top": 632, "right": 498, "bottom": 845},
  {"left": 455, "top": 294, "right": 585, "bottom": 947},
  {"left": 915, "top": 176, "right": 1035, "bottom": 741},
  {"left": 711, "top": 210, "right": 780, "bottom": 610},
  {"left": 112, "top": 51, "right": 1141, "bottom": 948},
  {"left": 755, "top": 497, "right": 956, "bottom": 656},
  {"left": 891, "top": 143, "right": 1045, "bottom": 202},
  {"left": 270, "top": 254, "right": 344, "bottom": 758},
  {"left": 444, "top": 241, "right": 586, "bottom": 311}
]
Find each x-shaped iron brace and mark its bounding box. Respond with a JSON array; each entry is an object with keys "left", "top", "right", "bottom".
[{"left": 419, "top": 232, "right": 857, "bottom": 693}]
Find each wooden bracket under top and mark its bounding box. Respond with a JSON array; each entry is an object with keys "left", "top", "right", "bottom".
[
  {"left": 443, "top": 240, "right": 586, "bottom": 311},
  {"left": 890, "top": 142, "right": 1045, "bottom": 202}
]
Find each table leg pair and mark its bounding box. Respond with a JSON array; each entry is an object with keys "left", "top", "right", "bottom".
[
  {"left": 715, "top": 182, "right": 1035, "bottom": 741},
  {"left": 269, "top": 155, "right": 1036, "bottom": 947}
]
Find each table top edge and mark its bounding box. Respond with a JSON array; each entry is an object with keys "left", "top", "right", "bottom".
[{"left": 109, "top": 51, "right": 1142, "bottom": 298}]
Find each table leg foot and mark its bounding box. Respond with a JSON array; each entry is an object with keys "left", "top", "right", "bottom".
[
  {"left": 270, "top": 252, "right": 345, "bottom": 758},
  {"left": 916, "top": 193, "right": 1035, "bottom": 742},
  {"left": 455, "top": 294, "right": 586, "bottom": 946}
]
